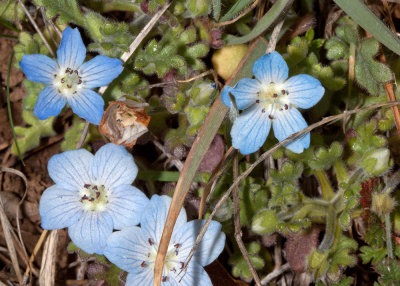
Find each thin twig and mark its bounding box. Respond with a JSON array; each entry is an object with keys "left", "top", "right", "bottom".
[
  {"left": 98, "top": 3, "right": 171, "bottom": 95},
  {"left": 183, "top": 100, "right": 400, "bottom": 270},
  {"left": 152, "top": 140, "right": 184, "bottom": 171},
  {"left": 40, "top": 7, "right": 58, "bottom": 47},
  {"left": 75, "top": 120, "right": 90, "bottom": 149},
  {"left": 261, "top": 263, "right": 291, "bottom": 285},
  {"left": 176, "top": 70, "right": 214, "bottom": 83},
  {"left": 23, "top": 230, "right": 48, "bottom": 280},
  {"left": 18, "top": 0, "right": 55, "bottom": 57},
  {"left": 214, "top": 0, "right": 260, "bottom": 28},
  {"left": 266, "top": 19, "right": 284, "bottom": 54},
  {"left": 381, "top": 54, "right": 400, "bottom": 136},
  {"left": 382, "top": 0, "right": 396, "bottom": 33},
  {"left": 233, "top": 154, "right": 262, "bottom": 286}
]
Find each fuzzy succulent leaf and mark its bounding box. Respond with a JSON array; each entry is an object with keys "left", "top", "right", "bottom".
[
  {"left": 228, "top": 242, "right": 265, "bottom": 282},
  {"left": 11, "top": 111, "right": 55, "bottom": 155},
  {"left": 135, "top": 39, "right": 186, "bottom": 77},
  {"left": 308, "top": 142, "right": 343, "bottom": 171}
]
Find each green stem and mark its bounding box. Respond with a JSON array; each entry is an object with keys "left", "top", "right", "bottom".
[
  {"left": 333, "top": 161, "right": 349, "bottom": 185},
  {"left": 385, "top": 213, "right": 394, "bottom": 259},
  {"left": 314, "top": 170, "right": 335, "bottom": 200},
  {"left": 318, "top": 206, "right": 337, "bottom": 252}
]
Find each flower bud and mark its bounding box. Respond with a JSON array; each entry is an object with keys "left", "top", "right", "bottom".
[
  {"left": 371, "top": 192, "right": 396, "bottom": 216},
  {"left": 251, "top": 209, "right": 278, "bottom": 235},
  {"left": 212, "top": 44, "right": 248, "bottom": 80}
]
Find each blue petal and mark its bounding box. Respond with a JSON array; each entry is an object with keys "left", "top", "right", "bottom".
[
  {"left": 19, "top": 54, "right": 58, "bottom": 84},
  {"left": 230, "top": 78, "right": 260, "bottom": 110},
  {"left": 141, "top": 195, "right": 187, "bottom": 244},
  {"left": 33, "top": 86, "right": 66, "bottom": 120},
  {"left": 104, "top": 226, "right": 150, "bottom": 273},
  {"left": 284, "top": 74, "right": 325, "bottom": 109},
  {"left": 125, "top": 273, "right": 153, "bottom": 286},
  {"left": 231, "top": 104, "right": 272, "bottom": 155},
  {"left": 57, "top": 27, "right": 86, "bottom": 69},
  {"left": 48, "top": 149, "right": 94, "bottom": 190},
  {"left": 221, "top": 86, "right": 234, "bottom": 108},
  {"left": 272, "top": 107, "right": 310, "bottom": 153},
  {"left": 39, "top": 185, "right": 82, "bottom": 229},
  {"left": 174, "top": 220, "right": 225, "bottom": 267},
  {"left": 173, "top": 261, "right": 212, "bottom": 286},
  {"left": 68, "top": 89, "right": 104, "bottom": 125},
  {"left": 92, "top": 143, "right": 138, "bottom": 189},
  {"left": 68, "top": 211, "right": 113, "bottom": 255},
  {"left": 252, "top": 52, "right": 288, "bottom": 85},
  {"left": 107, "top": 184, "right": 149, "bottom": 229},
  {"left": 79, "top": 55, "right": 123, "bottom": 89}
]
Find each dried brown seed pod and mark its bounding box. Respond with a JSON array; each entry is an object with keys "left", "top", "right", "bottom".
[{"left": 99, "top": 100, "right": 151, "bottom": 148}]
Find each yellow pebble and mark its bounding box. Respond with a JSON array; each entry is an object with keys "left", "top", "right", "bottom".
[{"left": 212, "top": 44, "right": 248, "bottom": 81}]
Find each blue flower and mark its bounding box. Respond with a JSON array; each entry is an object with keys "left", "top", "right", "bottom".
[
  {"left": 19, "top": 27, "right": 123, "bottom": 125},
  {"left": 39, "top": 143, "right": 149, "bottom": 254},
  {"left": 221, "top": 51, "right": 325, "bottom": 155},
  {"left": 104, "top": 195, "right": 226, "bottom": 286}
]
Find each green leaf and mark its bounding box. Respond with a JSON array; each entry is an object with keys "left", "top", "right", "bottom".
[
  {"left": 0, "top": 1, "right": 24, "bottom": 23},
  {"left": 224, "top": 0, "right": 294, "bottom": 45},
  {"left": 22, "top": 80, "right": 44, "bottom": 110},
  {"left": 61, "top": 116, "right": 91, "bottom": 151},
  {"left": 11, "top": 111, "right": 56, "bottom": 155},
  {"left": 333, "top": 0, "right": 400, "bottom": 56},
  {"left": 33, "top": 0, "right": 84, "bottom": 25},
  {"left": 360, "top": 246, "right": 387, "bottom": 264},
  {"left": 355, "top": 38, "right": 393, "bottom": 95}
]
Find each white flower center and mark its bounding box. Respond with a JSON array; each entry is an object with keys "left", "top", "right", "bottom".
[
  {"left": 141, "top": 239, "right": 184, "bottom": 283},
  {"left": 80, "top": 184, "right": 109, "bottom": 211},
  {"left": 256, "top": 83, "right": 290, "bottom": 119},
  {"left": 54, "top": 67, "right": 83, "bottom": 96}
]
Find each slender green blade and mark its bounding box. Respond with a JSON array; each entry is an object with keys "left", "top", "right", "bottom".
[
  {"left": 225, "top": 0, "right": 293, "bottom": 45},
  {"left": 219, "top": 0, "right": 253, "bottom": 22},
  {"left": 137, "top": 170, "right": 202, "bottom": 182},
  {"left": 6, "top": 51, "right": 24, "bottom": 164},
  {"left": 334, "top": 0, "right": 400, "bottom": 55}
]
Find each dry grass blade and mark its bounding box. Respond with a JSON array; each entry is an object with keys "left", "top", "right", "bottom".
[
  {"left": 0, "top": 197, "right": 22, "bottom": 284},
  {"left": 182, "top": 100, "right": 400, "bottom": 271},
  {"left": 0, "top": 167, "right": 32, "bottom": 284},
  {"left": 154, "top": 39, "right": 262, "bottom": 286},
  {"left": 39, "top": 230, "right": 58, "bottom": 286},
  {"left": 24, "top": 230, "right": 48, "bottom": 283}
]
